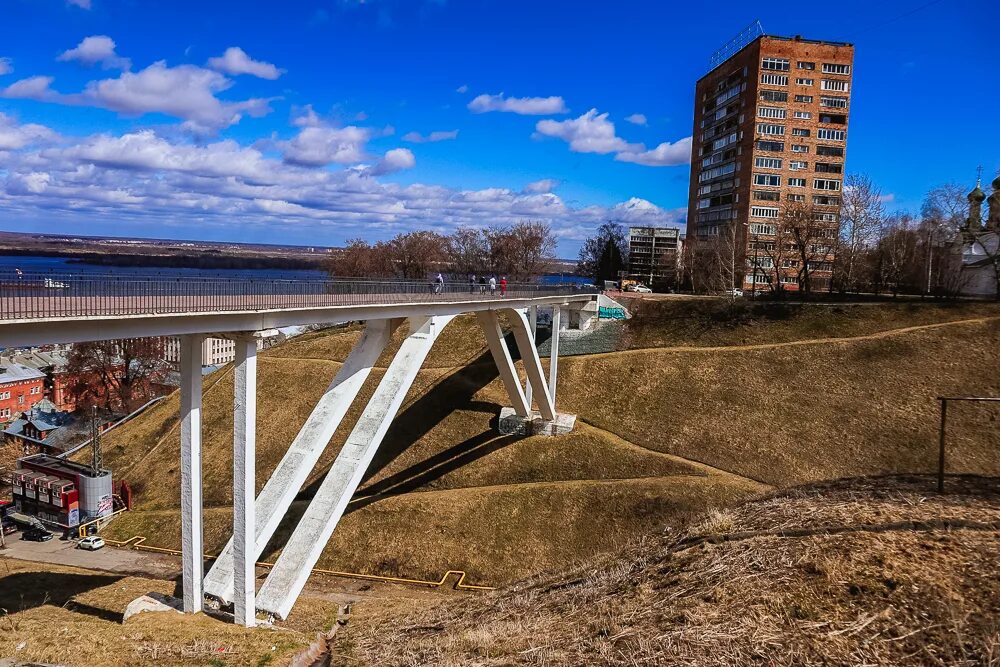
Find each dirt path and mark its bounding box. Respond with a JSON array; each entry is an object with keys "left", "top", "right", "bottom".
[{"left": 581, "top": 316, "right": 1000, "bottom": 359}]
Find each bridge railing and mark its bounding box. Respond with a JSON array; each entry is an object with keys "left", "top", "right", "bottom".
[{"left": 0, "top": 270, "right": 596, "bottom": 320}]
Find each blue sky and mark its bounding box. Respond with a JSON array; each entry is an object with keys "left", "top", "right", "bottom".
[{"left": 0, "top": 0, "right": 996, "bottom": 255}]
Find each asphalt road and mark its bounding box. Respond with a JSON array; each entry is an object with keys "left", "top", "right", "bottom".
[{"left": 0, "top": 532, "right": 179, "bottom": 578}]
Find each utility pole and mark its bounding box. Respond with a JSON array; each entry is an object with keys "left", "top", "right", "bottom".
[{"left": 90, "top": 406, "right": 102, "bottom": 476}]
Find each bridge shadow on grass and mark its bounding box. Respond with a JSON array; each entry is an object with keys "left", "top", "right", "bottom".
[
  {"left": 296, "top": 334, "right": 526, "bottom": 503},
  {"left": 0, "top": 571, "right": 123, "bottom": 622}
]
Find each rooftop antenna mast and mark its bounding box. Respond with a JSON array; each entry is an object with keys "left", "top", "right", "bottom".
[{"left": 708, "top": 20, "right": 765, "bottom": 74}]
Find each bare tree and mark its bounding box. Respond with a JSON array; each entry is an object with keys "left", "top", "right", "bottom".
[
  {"left": 784, "top": 202, "right": 835, "bottom": 296},
  {"left": 837, "top": 174, "right": 884, "bottom": 292},
  {"left": 67, "top": 338, "right": 170, "bottom": 414},
  {"left": 447, "top": 227, "right": 488, "bottom": 277},
  {"left": 874, "top": 214, "right": 918, "bottom": 296},
  {"left": 578, "top": 222, "right": 629, "bottom": 284},
  {"left": 328, "top": 238, "right": 393, "bottom": 278},
  {"left": 506, "top": 221, "right": 556, "bottom": 281},
  {"left": 756, "top": 214, "right": 797, "bottom": 297},
  {"left": 692, "top": 223, "right": 741, "bottom": 296},
  {"left": 388, "top": 231, "right": 448, "bottom": 280}
]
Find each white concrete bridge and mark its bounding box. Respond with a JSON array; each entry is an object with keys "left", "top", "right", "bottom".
[{"left": 0, "top": 271, "right": 596, "bottom": 625}]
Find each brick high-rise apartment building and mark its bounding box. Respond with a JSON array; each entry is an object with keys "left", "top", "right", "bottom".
[{"left": 686, "top": 34, "right": 854, "bottom": 292}]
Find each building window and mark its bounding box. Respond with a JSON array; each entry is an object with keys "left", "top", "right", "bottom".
[
  {"left": 753, "top": 190, "right": 780, "bottom": 201},
  {"left": 793, "top": 111, "right": 812, "bottom": 119},
  {"left": 751, "top": 206, "right": 780, "bottom": 219},
  {"left": 820, "top": 96, "right": 849, "bottom": 108},
  {"left": 761, "top": 73, "right": 788, "bottom": 85},
  {"left": 795, "top": 78, "right": 814, "bottom": 86},
  {"left": 760, "top": 90, "right": 788, "bottom": 103},
  {"left": 789, "top": 160, "right": 808, "bottom": 170},
  {"left": 756, "top": 123, "right": 785, "bottom": 136},
  {"left": 794, "top": 94, "right": 814, "bottom": 103},
  {"left": 762, "top": 57, "right": 790, "bottom": 71},
  {"left": 790, "top": 129, "right": 809, "bottom": 138},
  {"left": 817, "top": 145, "right": 844, "bottom": 157},
  {"left": 822, "top": 63, "right": 851, "bottom": 75},
  {"left": 815, "top": 162, "right": 843, "bottom": 174},
  {"left": 781, "top": 275, "right": 799, "bottom": 284},
  {"left": 698, "top": 161, "right": 737, "bottom": 182},
  {"left": 817, "top": 128, "right": 846, "bottom": 141},
  {"left": 813, "top": 212, "right": 839, "bottom": 222},
  {"left": 787, "top": 193, "right": 806, "bottom": 202},
  {"left": 753, "top": 173, "right": 781, "bottom": 187},
  {"left": 17, "top": 395, "right": 24, "bottom": 404},
  {"left": 813, "top": 195, "right": 841, "bottom": 206},
  {"left": 821, "top": 79, "right": 849, "bottom": 92},
  {"left": 0, "top": 391, "right": 8, "bottom": 400},
  {"left": 750, "top": 223, "right": 776, "bottom": 235},
  {"left": 814, "top": 178, "right": 842, "bottom": 191},
  {"left": 788, "top": 178, "right": 807, "bottom": 187},
  {"left": 758, "top": 106, "right": 786, "bottom": 119},
  {"left": 791, "top": 144, "right": 809, "bottom": 153},
  {"left": 30, "top": 386, "right": 40, "bottom": 395},
  {"left": 798, "top": 61, "right": 816, "bottom": 70},
  {"left": 755, "top": 140, "right": 784, "bottom": 152},
  {"left": 755, "top": 157, "right": 782, "bottom": 169}
]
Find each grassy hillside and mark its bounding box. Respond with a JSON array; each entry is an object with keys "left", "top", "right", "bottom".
[
  {"left": 0, "top": 558, "right": 337, "bottom": 666},
  {"left": 340, "top": 475, "right": 1000, "bottom": 666},
  {"left": 94, "top": 301, "right": 1000, "bottom": 586}
]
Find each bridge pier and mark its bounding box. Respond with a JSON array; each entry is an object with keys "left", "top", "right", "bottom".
[
  {"left": 179, "top": 334, "right": 205, "bottom": 614},
  {"left": 256, "top": 315, "right": 455, "bottom": 620},
  {"left": 203, "top": 319, "right": 398, "bottom": 607},
  {"left": 549, "top": 305, "right": 561, "bottom": 403},
  {"left": 232, "top": 334, "right": 258, "bottom": 627}
]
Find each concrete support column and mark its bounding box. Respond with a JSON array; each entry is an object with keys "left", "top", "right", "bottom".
[
  {"left": 232, "top": 335, "right": 257, "bottom": 627},
  {"left": 179, "top": 333, "right": 205, "bottom": 614},
  {"left": 524, "top": 305, "right": 537, "bottom": 409},
  {"left": 549, "top": 306, "right": 561, "bottom": 404},
  {"left": 503, "top": 308, "right": 555, "bottom": 421},
  {"left": 476, "top": 311, "right": 530, "bottom": 417}
]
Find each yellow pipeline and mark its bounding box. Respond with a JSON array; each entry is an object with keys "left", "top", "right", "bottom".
[{"left": 101, "top": 534, "right": 495, "bottom": 592}]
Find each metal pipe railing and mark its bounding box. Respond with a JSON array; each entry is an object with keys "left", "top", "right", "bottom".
[{"left": 0, "top": 270, "right": 596, "bottom": 320}]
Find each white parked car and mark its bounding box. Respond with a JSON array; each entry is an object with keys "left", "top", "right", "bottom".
[
  {"left": 77, "top": 536, "right": 105, "bottom": 551},
  {"left": 726, "top": 288, "right": 744, "bottom": 297},
  {"left": 632, "top": 284, "right": 653, "bottom": 293}
]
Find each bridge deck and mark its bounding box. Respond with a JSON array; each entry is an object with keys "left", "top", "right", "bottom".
[{"left": 0, "top": 271, "right": 594, "bottom": 346}]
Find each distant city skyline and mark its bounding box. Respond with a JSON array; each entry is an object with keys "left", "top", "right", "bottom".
[{"left": 0, "top": 0, "right": 996, "bottom": 255}]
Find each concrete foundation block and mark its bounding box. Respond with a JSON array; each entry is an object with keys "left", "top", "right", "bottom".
[
  {"left": 498, "top": 407, "right": 576, "bottom": 436},
  {"left": 123, "top": 593, "right": 184, "bottom": 621}
]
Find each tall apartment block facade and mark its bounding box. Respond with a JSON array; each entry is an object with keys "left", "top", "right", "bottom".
[
  {"left": 686, "top": 35, "right": 854, "bottom": 292},
  {"left": 627, "top": 226, "right": 681, "bottom": 290}
]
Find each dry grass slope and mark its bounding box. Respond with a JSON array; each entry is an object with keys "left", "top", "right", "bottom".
[
  {"left": 340, "top": 475, "right": 1000, "bottom": 666},
  {"left": 0, "top": 558, "right": 338, "bottom": 666},
  {"left": 93, "top": 302, "right": 1000, "bottom": 585}
]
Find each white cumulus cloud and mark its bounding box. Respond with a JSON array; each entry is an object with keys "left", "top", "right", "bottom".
[
  {"left": 1, "top": 76, "right": 56, "bottom": 100},
  {"left": 0, "top": 113, "right": 57, "bottom": 150},
  {"left": 58, "top": 35, "right": 131, "bottom": 70},
  {"left": 616, "top": 138, "right": 692, "bottom": 167},
  {"left": 1, "top": 62, "right": 275, "bottom": 132},
  {"left": 0, "top": 58, "right": 12, "bottom": 76},
  {"left": 535, "top": 109, "right": 638, "bottom": 155},
  {"left": 402, "top": 129, "right": 458, "bottom": 143},
  {"left": 280, "top": 124, "right": 372, "bottom": 167},
  {"left": 207, "top": 47, "right": 284, "bottom": 80},
  {"left": 67, "top": 0, "right": 92, "bottom": 8},
  {"left": 523, "top": 178, "right": 559, "bottom": 194},
  {"left": 468, "top": 92, "right": 567, "bottom": 115},
  {"left": 625, "top": 113, "right": 647, "bottom": 126},
  {"left": 370, "top": 148, "right": 416, "bottom": 175}
]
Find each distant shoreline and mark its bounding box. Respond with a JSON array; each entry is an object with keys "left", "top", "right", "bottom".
[{"left": 0, "top": 247, "right": 328, "bottom": 271}]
